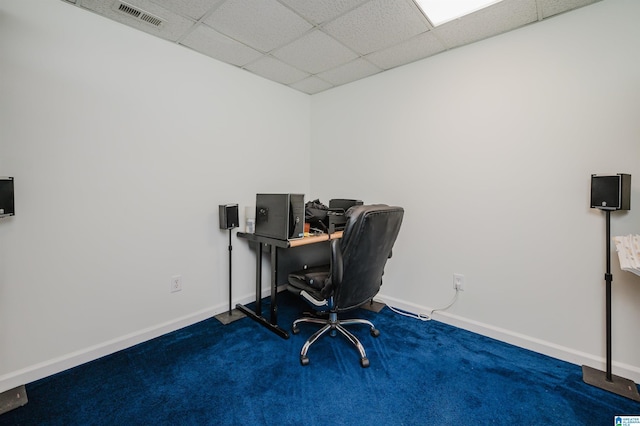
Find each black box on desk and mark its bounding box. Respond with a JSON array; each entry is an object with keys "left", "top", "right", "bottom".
[
  {"left": 327, "top": 199, "right": 363, "bottom": 233},
  {"left": 590, "top": 174, "right": 631, "bottom": 211},
  {"left": 255, "top": 194, "right": 304, "bottom": 240},
  {"left": 329, "top": 199, "right": 363, "bottom": 212}
]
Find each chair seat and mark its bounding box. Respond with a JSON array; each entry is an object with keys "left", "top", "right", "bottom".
[
  {"left": 287, "top": 265, "right": 330, "bottom": 308},
  {"left": 288, "top": 265, "right": 330, "bottom": 291}
]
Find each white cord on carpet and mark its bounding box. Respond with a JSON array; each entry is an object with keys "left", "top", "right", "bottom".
[{"left": 376, "top": 288, "right": 460, "bottom": 321}]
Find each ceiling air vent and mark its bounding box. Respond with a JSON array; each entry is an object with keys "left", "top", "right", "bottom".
[{"left": 115, "top": 1, "right": 163, "bottom": 27}]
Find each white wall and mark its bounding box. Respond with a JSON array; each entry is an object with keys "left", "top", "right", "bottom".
[
  {"left": 310, "top": 0, "right": 640, "bottom": 380},
  {"left": 2, "top": 0, "right": 640, "bottom": 393},
  {"left": 0, "top": 0, "right": 310, "bottom": 391}
]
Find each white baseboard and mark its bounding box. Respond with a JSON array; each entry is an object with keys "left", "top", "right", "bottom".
[
  {"left": 375, "top": 293, "right": 640, "bottom": 384},
  {"left": 0, "top": 290, "right": 266, "bottom": 394},
  {"left": 2, "top": 290, "right": 639, "bottom": 394}
]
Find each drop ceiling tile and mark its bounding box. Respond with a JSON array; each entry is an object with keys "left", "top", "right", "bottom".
[
  {"left": 366, "top": 31, "right": 446, "bottom": 70},
  {"left": 71, "top": 0, "right": 602, "bottom": 94},
  {"left": 203, "top": 0, "right": 313, "bottom": 53},
  {"left": 317, "top": 58, "right": 381, "bottom": 86},
  {"left": 289, "top": 76, "right": 334, "bottom": 94},
  {"left": 272, "top": 30, "right": 358, "bottom": 74},
  {"left": 278, "top": 0, "right": 368, "bottom": 25},
  {"left": 322, "top": 0, "right": 430, "bottom": 55},
  {"left": 537, "top": 0, "right": 599, "bottom": 19},
  {"left": 244, "top": 56, "right": 310, "bottom": 85},
  {"left": 180, "top": 24, "right": 263, "bottom": 66},
  {"left": 146, "top": 0, "right": 223, "bottom": 20},
  {"left": 80, "top": 0, "right": 195, "bottom": 41},
  {"left": 433, "top": 0, "right": 538, "bottom": 48}
]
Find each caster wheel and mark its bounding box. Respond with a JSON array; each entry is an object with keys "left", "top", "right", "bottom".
[
  {"left": 371, "top": 328, "right": 380, "bottom": 337},
  {"left": 300, "top": 356, "right": 310, "bottom": 366},
  {"left": 360, "top": 357, "right": 370, "bottom": 368}
]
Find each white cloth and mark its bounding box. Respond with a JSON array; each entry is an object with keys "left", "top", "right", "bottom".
[{"left": 613, "top": 234, "right": 640, "bottom": 277}]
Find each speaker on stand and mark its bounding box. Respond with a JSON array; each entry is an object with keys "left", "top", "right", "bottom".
[
  {"left": 582, "top": 174, "right": 639, "bottom": 401},
  {"left": 215, "top": 204, "right": 245, "bottom": 325}
]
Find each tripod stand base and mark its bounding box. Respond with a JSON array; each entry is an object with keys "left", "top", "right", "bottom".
[
  {"left": 215, "top": 309, "right": 246, "bottom": 325},
  {"left": 582, "top": 365, "right": 640, "bottom": 401}
]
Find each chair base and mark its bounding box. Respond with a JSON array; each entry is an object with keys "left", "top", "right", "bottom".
[{"left": 292, "top": 313, "right": 380, "bottom": 368}]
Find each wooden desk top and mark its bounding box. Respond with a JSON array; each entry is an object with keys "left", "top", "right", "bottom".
[
  {"left": 237, "top": 231, "right": 342, "bottom": 248},
  {"left": 289, "top": 231, "right": 343, "bottom": 247}
]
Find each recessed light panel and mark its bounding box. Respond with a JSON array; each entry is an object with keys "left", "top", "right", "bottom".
[{"left": 415, "top": 0, "right": 504, "bottom": 26}]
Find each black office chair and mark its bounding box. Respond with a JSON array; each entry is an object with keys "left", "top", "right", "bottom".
[{"left": 287, "top": 204, "right": 404, "bottom": 367}]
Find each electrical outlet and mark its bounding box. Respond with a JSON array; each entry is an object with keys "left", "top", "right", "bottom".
[
  {"left": 170, "top": 275, "right": 182, "bottom": 293},
  {"left": 453, "top": 273, "right": 465, "bottom": 291}
]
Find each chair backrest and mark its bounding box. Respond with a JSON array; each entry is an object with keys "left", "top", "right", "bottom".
[{"left": 332, "top": 204, "right": 404, "bottom": 312}]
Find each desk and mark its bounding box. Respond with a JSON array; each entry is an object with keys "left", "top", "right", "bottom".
[{"left": 236, "top": 231, "right": 343, "bottom": 338}]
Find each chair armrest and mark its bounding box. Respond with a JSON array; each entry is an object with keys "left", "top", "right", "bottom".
[{"left": 329, "top": 238, "right": 343, "bottom": 287}]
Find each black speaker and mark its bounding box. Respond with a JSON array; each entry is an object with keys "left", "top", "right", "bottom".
[
  {"left": 590, "top": 174, "right": 631, "bottom": 211},
  {"left": 0, "top": 177, "right": 14, "bottom": 217},
  {"left": 219, "top": 204, "right": 239, "bottom": 229}
]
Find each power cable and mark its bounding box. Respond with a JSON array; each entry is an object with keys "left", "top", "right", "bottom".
[{"left": 377, "top": 288, "right": 460, "bottom": 321}]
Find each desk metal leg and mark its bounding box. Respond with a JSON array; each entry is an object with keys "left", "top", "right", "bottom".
[
  {"left": 235, "top": 242, "right": 289, "bottom": 339},
  {"left": 255, "top": 242, "right": 262, "bottom": 316},
  {"left": 270, "top": 247, "right": 278, "bottom": 325}
]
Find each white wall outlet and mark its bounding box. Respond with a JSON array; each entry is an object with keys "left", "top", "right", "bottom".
[
  {"left": 170, "top": 275, "right": 182, "bottom": 293},
  {"left": 453, "top": 273, "right": 465, "bottom": 291}
]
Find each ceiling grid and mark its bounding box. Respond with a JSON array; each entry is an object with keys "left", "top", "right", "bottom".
[{"left": 65, "top": 0, "right": 600, "bottom": 94}]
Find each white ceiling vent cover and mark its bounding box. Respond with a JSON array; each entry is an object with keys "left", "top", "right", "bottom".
[{"left": 114, "top": 1, "right": 164, "bottom": 27}]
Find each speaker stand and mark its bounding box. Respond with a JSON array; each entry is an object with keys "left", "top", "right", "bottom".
[
  {"left": 361, "top": 299, "right": 385, "bottom": 313},
  {"left": 582, "top": 210, "right": 640, "bottom": 401},
  {"left": 215, "top": 228, "right": 245, "bottom": 325},
  {"left": 0, "top": 385, "right": 28, "bottom": 415}
]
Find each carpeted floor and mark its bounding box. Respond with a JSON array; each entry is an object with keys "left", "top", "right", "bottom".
[{"left": 2, "top": 292, "right": 639, "bottom": 425}]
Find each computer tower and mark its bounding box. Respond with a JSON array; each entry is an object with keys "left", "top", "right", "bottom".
[
  {"left": 590, "top": 174, "right": 631, "bottom": 211},
  {"left": 255, "top": 194, "right": 304, "bottom": 240}
]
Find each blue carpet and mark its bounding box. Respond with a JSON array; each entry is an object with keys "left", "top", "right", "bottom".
[{"left": 2, "top": 292, "right": 639, "bottom": 425}]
